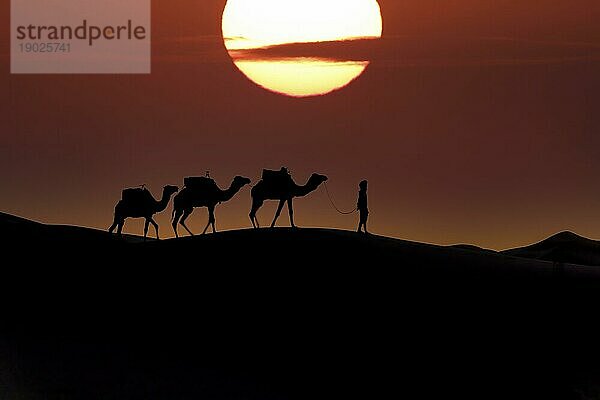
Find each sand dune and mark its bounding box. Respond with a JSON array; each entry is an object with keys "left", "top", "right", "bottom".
[
  {"left": 2, "top": 212, "right": 600, "bottom": 400},
  {"left": 2, "top": 211, "right": 599, "bottom": 277},
  {"left": 503, "top": 231, "right": 600, "bottom": 266},
  {"left": 0, "top": 211, "right": 147, "bottom": 244}
]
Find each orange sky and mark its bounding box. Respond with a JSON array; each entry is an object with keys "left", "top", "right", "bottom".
[{"left": 1, "top": 0, "right": 599, "bottom": 249}]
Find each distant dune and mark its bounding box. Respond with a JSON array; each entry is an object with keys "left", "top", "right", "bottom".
[{"left": 502, "top": 231, "right": 600, "bottom": 266}]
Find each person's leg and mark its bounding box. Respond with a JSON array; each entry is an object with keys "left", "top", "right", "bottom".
[
  {"left": 359, "top": 211, "right": 368, "bottom": 234},
  {"left": 358, "top": 211, "right": 365, "bottom": 233}
]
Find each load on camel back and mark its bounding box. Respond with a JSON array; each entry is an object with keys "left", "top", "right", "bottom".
[
  {"left": 261, "top": 167, "right": 294, "bottom": 188},
  {"left": 121, "top": 186, "right": 154, "bottom": 205},
  {"left": 183, "top": 176, "right": 220, "bottom": 194}
]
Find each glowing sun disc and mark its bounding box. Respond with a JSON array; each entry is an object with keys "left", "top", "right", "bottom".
[{"left": 222, "top": 0, "right": 382, "bottom": 97}]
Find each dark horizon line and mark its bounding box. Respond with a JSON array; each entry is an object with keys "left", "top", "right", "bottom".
[{"left": 1, "top": 209, "right": 594, "bottom": 253}]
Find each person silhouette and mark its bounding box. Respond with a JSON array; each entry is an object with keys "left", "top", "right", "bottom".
[{"left": 357, "top": 180, "right": 369, "bottom": 234}]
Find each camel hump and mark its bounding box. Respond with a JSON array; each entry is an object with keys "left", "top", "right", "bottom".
[
  {"left": 184, "top": 176, "right": 218, "bottom": 192},
  {"left": 262, "top": 168, "right": 292, "bottom": 185},
  {"left": 122, "top": 187, "right": 152, "bottom": 203}
]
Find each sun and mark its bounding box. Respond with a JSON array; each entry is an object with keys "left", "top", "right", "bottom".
[{"left": 222, "top": 0, "right": 383, "bottom": 97}]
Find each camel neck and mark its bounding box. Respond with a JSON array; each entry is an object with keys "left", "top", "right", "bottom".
[
  {"left": 294, "top": 179, "right": 319, "bottom": 197},
  {"left": 156, "top": 191, "right": 171, "bottom": 212},
  {"left": 221, "top": 183, "right": 242, "bottom": 202}
]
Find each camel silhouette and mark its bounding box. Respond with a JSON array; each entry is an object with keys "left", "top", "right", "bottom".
[
  {"left": 249, "top": 172, "right": 328, "bottom": 228},
  {"left": 171, "top": 176, "right": 251, "bottom": 237},
  {"left": 109, "top": 185, "right": 179, "bottom": 240}
]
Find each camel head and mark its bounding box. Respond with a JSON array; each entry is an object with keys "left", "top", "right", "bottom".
[
  {"left": 233, "top": 176, "right": 252, "bottom": 188},
  {"left": 309, "top": 173, "right": 328, "bottom": 186},
  {"left": 163, "top": 185, "right": 179, "bottom": 196}
]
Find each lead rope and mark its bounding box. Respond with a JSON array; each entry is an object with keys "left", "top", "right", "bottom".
[{"left": 323, "top": 182, "right": 358, "bottom": 215}]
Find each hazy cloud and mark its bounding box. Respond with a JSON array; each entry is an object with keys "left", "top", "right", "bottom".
[{"left": 227, "top": 35, "right": 600, "bottom": 66}]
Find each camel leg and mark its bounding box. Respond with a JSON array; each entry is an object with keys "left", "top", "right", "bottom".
[
  {"left": 116, "top": 219, "right": 124, "bottom": 236},
  {"left": 149, "top": 217, "right": 159, "bottom": 239},
  {"left": 108, "top": 216, "right": 118, "bottom": 234},
  {"left": 209, "top": 206, "right": 217, "bottom": 233},
  {"left": 144, "top": 219, "right": 150, "bottom": 241},
  {"left": 271, "top": 200, "right": 285, "bottom": 228},
  {"left": 201, "top": 219, "right": 210, "bottom": 235},
  {"left": 250, "top": 213, "right": 261, "bottom": 229},
  {"left": 287, "top": 198, "right": 296, "bottom": 228},
  {"left": 180, "top": 208, "right": 195, "bottom": 236},
  {"left": 203, "top": 207, "right": 216, "bottom": 234},
  {"left": 172, "top": 208, "right": 184, "bottom": 238},
  {"left": 249, "top": 198, "right": 263, "bottom": 229}
]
